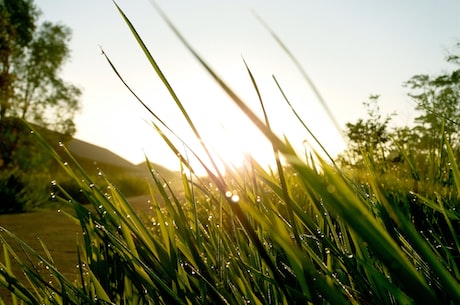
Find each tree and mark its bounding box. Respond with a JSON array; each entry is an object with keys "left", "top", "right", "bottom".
[
  {"left": 0, "top": 0, "right": 37, "bottom": 122},
  {"left": 0, "top": 0, "right": 81, "bottom": 211},
  {"left": 404, "top": 48, "right": 460, "bottom": 151},
  {"left": 403, "top": 47, "right": 460, "bottom": 183},
  {"left": 344, "top": 95, "right": 393, "bottom": 169}
]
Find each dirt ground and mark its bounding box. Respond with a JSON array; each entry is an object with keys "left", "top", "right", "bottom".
[{"left": 0, "top": 195, "right": 156, "bottom": 302}]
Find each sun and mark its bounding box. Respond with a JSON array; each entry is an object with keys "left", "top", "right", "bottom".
[{"left": 201, "top": 123, "right": 273, "bottom": 173}]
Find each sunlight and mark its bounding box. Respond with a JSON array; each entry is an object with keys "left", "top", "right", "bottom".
[{"left": 198, "top": 122, "right": 265, "bottom": 173}]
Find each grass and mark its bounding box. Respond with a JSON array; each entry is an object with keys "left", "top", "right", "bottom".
[{"left": 0, "top": 2, "right": 459, "bottom": 304}]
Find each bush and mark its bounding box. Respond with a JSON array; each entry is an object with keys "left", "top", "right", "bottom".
[
  {"left": 0, "top": 170, "right": 27, "bottom": 213},
  {"left": 110, "top": 175, "right": 150, "bottom": 197},
  {"left": 0, "top": 169, "right": 50, "bottom": 213}
]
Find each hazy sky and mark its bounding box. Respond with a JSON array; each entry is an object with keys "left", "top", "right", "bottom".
[{"left": 34, "top": 0, "right": 459, "bottom": 171}]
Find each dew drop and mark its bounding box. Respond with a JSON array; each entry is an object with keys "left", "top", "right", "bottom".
[{"left": 327, "top": 185, "right": 336, "bottom": 193}]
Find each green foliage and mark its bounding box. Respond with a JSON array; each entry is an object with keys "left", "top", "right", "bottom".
[
  {"left": 0, "top": 169, "right": 27, "bottom": 213},
  {"left": 342, "top": 45, "right": 460, "bottom": 188},
  {"left": 405, "top": 51, "right": 460, "bottom": 150},
  {"left": 0, "top": 0, "right": 81, "bottom": 211},
  {"left": 0, "top": 0, "right": 81, "bottom": 134},
  {"left": 0, "top": 118, "right": 53, "bottom": 212},
  {"left": 0, "top": 168, "right": 51, "bottom": 214},
  {"left": 0, "top": 3, "right": 459, "bottom": 305},
  {"left": 344, "top": 95, "right": 394, "bottom": 168}
]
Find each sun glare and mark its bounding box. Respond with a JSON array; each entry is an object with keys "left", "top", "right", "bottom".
[
  {"left": 141, "top": 66, "right": 346, "bottom": 175},
  {"left": 203, "top": 123, "right": 269, "bottom": 172}
]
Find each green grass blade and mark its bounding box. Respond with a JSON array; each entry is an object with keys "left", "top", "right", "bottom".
[
  {"left": 112, "top": 1, "right": 224, "bottom": 180},
  {"left": 445, "top": 136, "right": 460, "bottom": 195},
  {"left": 252, "top": 11, "right": 344, "bottom": 136},
  {"left": 272, "top": 75, "right": 337, "bottom": 167}
]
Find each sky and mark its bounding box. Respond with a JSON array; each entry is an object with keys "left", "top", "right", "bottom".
[{"left": 34, "top": 0, "right": 460, "bottom": 172}]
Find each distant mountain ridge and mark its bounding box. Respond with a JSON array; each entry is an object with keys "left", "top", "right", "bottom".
[
  {"left": 64, "top": 138, "right": 178, "bottom": 180},
  {"left": 67, "top": 138, "right": 137, "bottom": 170}
]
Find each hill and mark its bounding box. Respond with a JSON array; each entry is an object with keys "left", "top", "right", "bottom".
[
  {"left": 67, "top": 139, "right": 137, "bottom": 170},
  {"left": 63, "top": 138, "right": 179, "bottom": 181}
]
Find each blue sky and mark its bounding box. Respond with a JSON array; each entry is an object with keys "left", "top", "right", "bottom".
[{"left": 34, "top": 0, "right": 460, "bottom": 171}]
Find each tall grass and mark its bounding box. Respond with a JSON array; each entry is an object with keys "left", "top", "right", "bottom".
[{"left": 1, "top": 2, "right": 459, "bottom": 304}]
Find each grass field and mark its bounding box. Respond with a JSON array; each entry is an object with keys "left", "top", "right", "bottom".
[{"left": 0, "top": 3, "right": 459, "bottom": 304}]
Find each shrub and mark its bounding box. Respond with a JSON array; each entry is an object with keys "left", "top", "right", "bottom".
[
  {"left": 0, "top": 170, "right": 27, "bottom": 213},
  {"left": 0, "top": 168, "right": 50, "bottom": 213}
]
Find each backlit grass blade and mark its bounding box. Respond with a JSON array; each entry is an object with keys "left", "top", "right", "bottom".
[
  {"left": 112, "top": 1, "right": 224, "bottom": 181},
  {"left": 1, "top": 227, "right": 94, "bottom": 304},
  {"left": 147, "top": 1, "right": 293, "bottom": 158},
  {"left": 445, "top": 135, "right": 460, "bottom": 195},
  {"left": 2, "top": 243, "right": 18, "bottom": 305},
  {"left": 243, "top": 59, "right": 302, "bottom": 248},
  {"left": 252, "top": 11, "right": 344, "bottom": 137},
  {"left": 87, "top": 268, "right": 113, "bottom": 304},
  {"left": 272, "top": 75, "right": 337, "bottom": 167},
  {"left": 365, "top": 160, "right": 460, "bottom": 303},
  {"left": 298, "top": 160, "right": 440, "bottom": 303}
]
